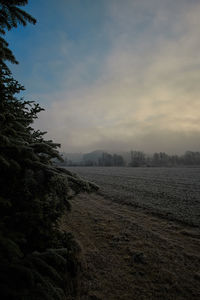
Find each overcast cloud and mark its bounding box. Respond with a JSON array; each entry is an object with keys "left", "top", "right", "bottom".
[{"left": 32, "top": 0, "right": 200, "bottom": 154}]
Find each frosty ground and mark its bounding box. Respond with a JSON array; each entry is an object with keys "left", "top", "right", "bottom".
[
  {"left": 62, "top": 167, "right": 200, "bottom": 299},
  {"left": 67, "top": 167, "right": 200, "bottom": 227}
]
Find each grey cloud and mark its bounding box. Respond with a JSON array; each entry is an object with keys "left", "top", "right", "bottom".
[{"left": 34, "top": 0, "right": 200, "bottom": 154}]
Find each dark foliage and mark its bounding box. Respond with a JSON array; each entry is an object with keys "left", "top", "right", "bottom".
[{"left": 0, "top": 1, "right": 98, "bottom": 299}]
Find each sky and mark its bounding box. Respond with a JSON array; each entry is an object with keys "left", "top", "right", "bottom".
[{"left": 7, "top": 0, "right": 200, "bottom": 154}]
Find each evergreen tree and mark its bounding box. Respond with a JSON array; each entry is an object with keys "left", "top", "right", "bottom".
[{"left": 0, "top": 1, "right": 98, "bottom": 299}]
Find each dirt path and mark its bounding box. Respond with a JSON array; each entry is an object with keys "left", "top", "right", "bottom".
[{"left": 61, "top": 193, "right": 200, "bottom": 300}]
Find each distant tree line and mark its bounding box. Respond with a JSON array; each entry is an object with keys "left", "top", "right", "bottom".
[
  {"left": 98, "top": 152, "right": 125, "bottom": 166},
  {"left": 60, "top": 152, "right": 125, "bottom": 166},
  {"left": 59, "top": 150, "right": 200, "bottom": 167},
  {"left": 130, "top": 150, "right": 200, "bottom": 167}
]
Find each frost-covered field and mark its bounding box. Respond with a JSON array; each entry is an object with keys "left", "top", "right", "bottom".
[{"left": 67, "top": 167, "right": 200, "bottom": 227}]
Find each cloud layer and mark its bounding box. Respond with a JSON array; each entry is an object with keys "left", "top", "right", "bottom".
[{"left": 34, "top": 0, "right": 200, "bottom": 154}]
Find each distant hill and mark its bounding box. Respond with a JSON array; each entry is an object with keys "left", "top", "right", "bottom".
[
  {"left": 63, "top": 152, "right": 83, "bottom": 163},
  {"left": 83, "top": 150, "right": 104, "bottom": 163}
]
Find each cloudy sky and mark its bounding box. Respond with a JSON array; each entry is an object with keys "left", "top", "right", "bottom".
[{"left": 7, "top": 0, "right": 200, "bottom": 154}]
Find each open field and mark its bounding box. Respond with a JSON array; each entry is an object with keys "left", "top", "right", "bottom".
[
  {"left": 62, "top": 193, "right": 200, "bottom": 299},
  {"left": 66, "top": 167, "right": 200, "bottom": 227},
  {"left": 62, "top": 167, "right": 200, "bottom": 299}
]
